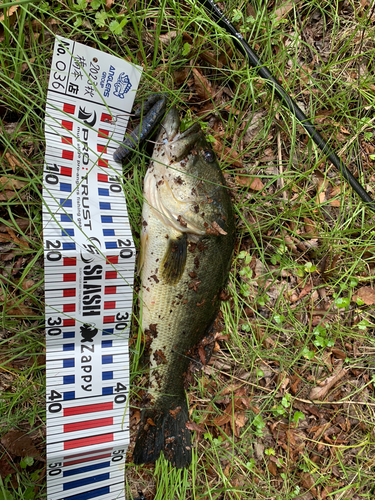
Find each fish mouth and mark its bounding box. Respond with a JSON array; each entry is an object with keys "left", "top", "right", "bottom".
[{"left": 161, "top": 109, "right": 203, "bottom": 163}]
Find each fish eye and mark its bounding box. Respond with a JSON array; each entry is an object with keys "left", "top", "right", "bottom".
[{"left": 201, "top": 149, "right": 215, "bottom": 163}]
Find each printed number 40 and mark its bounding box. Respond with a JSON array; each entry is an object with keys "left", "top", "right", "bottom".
[
  {"left": 48, "top": 390, "right": 62, "bottom": 414},
  {"left": 114, "top": 382, "right": 127, "bottom": 404}
]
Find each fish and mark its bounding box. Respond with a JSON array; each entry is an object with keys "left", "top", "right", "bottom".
[{"left": 132, "top": 107, "right": 235, "bottom": 468}]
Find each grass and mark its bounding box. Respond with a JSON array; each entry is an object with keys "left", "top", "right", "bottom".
[{"left": 1, "top": 0, "right": 375, "bottom": 498}]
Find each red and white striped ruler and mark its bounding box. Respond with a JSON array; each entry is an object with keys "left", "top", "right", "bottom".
[{"left": 43, "top": 36, "right": 142, "bottom": 500}]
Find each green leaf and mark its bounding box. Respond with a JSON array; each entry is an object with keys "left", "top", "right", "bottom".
[
  {"left": 232, "top": 8, "right": 243, "bottom": 23},
  {"left": 335, "top": 296, "right": 350, "bottom": 309},
  {"left": 182, "top": 42, "right": 191, "bottom": 56},
  {"left": 301, "top": 346, "right": 315, "bottom": 359},
  {"left": 281, "top": 393, "right": 291, "bottom": 408},
  {"left": 0, "top": 491, "right": 14, "bottom": 500},
  {"left": 91, "top": 0, "right": 103, "bottom": 9},
  {"left": 24, "top": 487, "right": 36, "bottom": 500},
  {"left": 293, "top": 411, "right": 305, "bottom": 424},
  {"left": 95, "top": 10, "right": 107, "bottom": 28},
  {"left": 246, "top": 459, "right": 256, "bottom": 470},
  {"left": 74, "top": 0, "right": 87, "bottom": 10},
  {"left": 358, "top": 319, "right": 370, "bottom": 330},
  {"left": 109, "top": 18, "right": 128, "bottom": 35},
  {"left": 238, "top": 251, "right": 249, "bottom": 260},
  {"left": 274, "top": 314, "right": 285, "bottom": 324},
  {"left": 304, "top": 262, "right": 316, "bottom": 272},
  {"left": 265, "top": 448, "right": 275, "bottom": 456},
  {"left": 20, "top": 456, "right": 34, "bottom": 468}
]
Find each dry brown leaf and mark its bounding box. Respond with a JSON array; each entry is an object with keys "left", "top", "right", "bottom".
[
  {"left": 331, "top": 348, "right": 347, "bottom": 360},
  {"left": 159, "top": 31, "right": 177, "bottom": 46},
  {"left": 300, "top": 473, "right": 318, "bottom": 497},
  {"left": 234, "top": 411, "right": 247, "bottom": 429},
  {"left": 9, "top": 58, "right": 36, "bottom": 79},
  {"left": 0, "top": 176, "right": 27, "bottom": 190},
  {"left": 22, "top": 280, "right": 35, "bottom": 291},
  {"left": 274, "top": 1, "right": 294, "bottom": 20},
  {"left": 235, "top": 175, "right": 264, "bottom": 191},
  {"left": 0, "top": 233, "right": 13, "bottom": 243},
  {"left": 7, "top": 304, "right": 35, "bottom": 316},
  {"left": 267, "top": 460, "right": 278, "bottom": 477},
  {"left": 0, "top": 190, "right": 17, "bottom": 201},
  {"left": 212, "top": 138, "right": 242, "bottom": 167},
  {"left": 185, "top": 422, "right": 205, "bottom": 433},
  {"left": 309, "top": 364, "right": 347, "bottom": 400},
  {"left": 1, "top": 430, "right": 39, "bottom": 457},
  {"left": 105, "top": 0, "right": 114, "bottom": 8},
  {"left": 5, "top": 152, "right": 22, "bottom": 171},
  {"left": 297, "top": 282, "right": 313, "bottom": 300},
  {"left": 290, "top": 375, "right": 301, "bottom": 395},
  {"left": 352, "top": 286, "right": 375, "bottom": 305},
  {"left": 211, "top": 221, "right": 227, "bottom": 236},
  {"left": 174, "top": 68, "right": 190, "bottom": 86},
  {"left": 0, "top": 218, "right": 30, "bottom": 232},
  {"left": 0, "top": 6, "right": 19, "bottom": 43},
  {"left": 200, "top": 51, "right": 223, "bottom": 69},
  {"left": 0, "top": 5, "right": 19, "bottom": 22},
  {"left": 192, "top": 68, "right": 212, "bottom": 101},
  {"left": 6, "top": 227, "right": 29, "bottom": 248}
]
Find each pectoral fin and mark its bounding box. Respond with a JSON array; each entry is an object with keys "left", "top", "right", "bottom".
[
  {"left": 138, "top": 230, "right": 148, "bottom": 274},
  {"left": 160, "top": 232, "right": 187, "bottom": 285}
]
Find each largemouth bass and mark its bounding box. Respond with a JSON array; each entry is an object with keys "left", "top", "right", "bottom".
[{"left": 133, "top": 108, "right": 235, "bottom": 468}]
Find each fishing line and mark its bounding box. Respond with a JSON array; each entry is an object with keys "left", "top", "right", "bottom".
[{"left": 194, "top": 0, "right": 375, "bottom": 214}]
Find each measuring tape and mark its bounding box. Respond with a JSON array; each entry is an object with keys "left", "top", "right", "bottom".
[{"left": 43, "top": 36, "right": 142, "bottom": 499}]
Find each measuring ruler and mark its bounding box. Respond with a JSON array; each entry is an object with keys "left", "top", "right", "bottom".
[{"left": 43, "top": 36, "right": 142, "bottom": 499}]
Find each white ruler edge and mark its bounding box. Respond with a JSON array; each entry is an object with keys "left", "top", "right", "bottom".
[{"left": 43, "top": 36, "right": 142, "bottom": 500}]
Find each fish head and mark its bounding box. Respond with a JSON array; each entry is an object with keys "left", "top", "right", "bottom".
[
  {"left": 153, "top": 108, "right": 215, "bottom": 169},
  {"left": 144, "top": 107, "right": 233, "bottom": 240}
]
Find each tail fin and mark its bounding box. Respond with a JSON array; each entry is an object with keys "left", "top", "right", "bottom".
[{"left": 133, "top": 401, "right": 192, "bottom": 468}]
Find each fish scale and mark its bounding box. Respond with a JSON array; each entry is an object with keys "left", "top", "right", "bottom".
[{"left": 43, "top": 36, "right": 141, "bottom": 499}]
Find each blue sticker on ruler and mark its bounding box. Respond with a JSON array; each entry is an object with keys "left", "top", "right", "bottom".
[
  {"left": 105, "top": 242, "right": 117, "bottom": 249},
  {"left": 60, "top": 198, "right": 72, "bottom": 207},
  {"left": 99, "top": 202, "right": 111, "bottom": 210},
  {"left": 102, "top": 355, "right": 113, "bottom": 364},
  {"left": 102, "top": 371, "right": 113, "bottom": 380},
  {"left": 103, "top": 329, "right": 114, "bottom": 335},
  {"left": 101, "top": 216, "right": 113, "bottom": 223},
  {"left": 60, "top": 183, "right": 72, "bottom": 192},
  {"left": 63, "top": 359, "right": 75, "bottom": 368},
  {"left": 61, "top": 229, "right": 75, "bottom": 237},
  {"left": 63, "top": 375, "right": 75, "bottom": 384},
  {"left": 61, "top": 214, "right": 74, "bottom": 222},
  {"left": 102, "top": 387, "right": 113, "bottom": 395},
  {"left": 63, "top": 243, "right": 76, "bottom": 250},
  {"left": 62, "top": 486, "right": 110, "bottom": 499},
  {"left": 63, "top": 391, "right": 75, "bottom": 400},
  {"left": 63, "top": 343, "right": 75, "bottom": 351},
  {"left": 98, "top": 188, "right": 109, "bottom": 196},
  {"left": 103, "top": 229, "right": 115, "bottom": 236},
  {"left": 63, "top": 473, "right": 110, "bottom": 490},
  {"left": 63, "top": 461, "right": 110, "bottom": 477},
  {"left": 102, "top": 340, "right": 112, "bottom": 348},
  {"left": 63, "top": 332, "right": 75, "bottom": 339}
]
